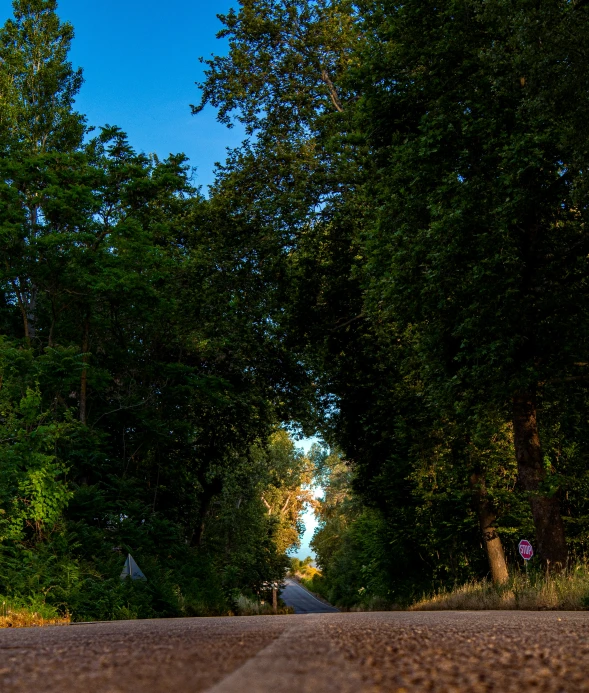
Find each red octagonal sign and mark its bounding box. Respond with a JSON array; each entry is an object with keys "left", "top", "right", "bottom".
[{"left": 519, "top": 539, "right": 534, "bottom": 561}]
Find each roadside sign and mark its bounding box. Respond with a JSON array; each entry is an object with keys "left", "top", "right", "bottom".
[
  {"left": 120, "top": 553, "right": 147, "bottom": 581},
  {"left": 518, "top": 539, "right": 534, "bottom": 561}
]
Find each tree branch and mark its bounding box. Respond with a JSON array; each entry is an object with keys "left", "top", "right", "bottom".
[
  {"left": 330, "top": 313, "right": 365, "bottom": 331},
  {"left": 540, "top": 375, "right": 589, "bottom": 386},
  {"left": 321, "top": 70, "right": 344, "bottom": 113}
]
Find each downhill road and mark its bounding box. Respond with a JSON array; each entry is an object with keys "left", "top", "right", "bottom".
[
  {"left": 280, "top": 578, "right": 339, "bottom": 613},
  {"left": 0, "top": 610, "right": 588, "bottom": 692}
]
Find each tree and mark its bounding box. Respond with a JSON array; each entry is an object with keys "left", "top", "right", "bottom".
[
  {"left": 259, "top": 430, "right": 314, "bottom": 554},
  {"left": 0, "top": 0, "right": 84, "bottom": 155},
  {"left": 194, "top": 0, "right": 358, "bottom": 262},
  {"left": 0, "top": 340, "right": 75, "bottom": 543},
  {"left": 0, "top": 0, "right": 85, "bottom": 342},
  {"left": 353, "top": 0, "right": 589, "bottom": 568}
]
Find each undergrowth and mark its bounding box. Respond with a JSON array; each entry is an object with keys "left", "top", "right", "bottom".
[
  {"left": 410, "top": 566, "right": 589, "bottom": 611},
  {"left": 233, "top": 594, "right": 294, "bottom": 615},
  {"left": 0, "top": 597, "right": 69, "bottom": 628}
]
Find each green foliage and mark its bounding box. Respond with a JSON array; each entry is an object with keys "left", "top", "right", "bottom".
[
  {"left": 0, "top": 340, "right": 75, "bottom": 542},
  {"left": 3, "top": 0, "right": 589, "bottom": 619},
  {"left": 200, "top": 0, "right": 589, "bottom": 598},
  {"left": 0, "top": 0, "right": 85, "bottom": 154},
  {"left": 290, "top": 556, "right": 313, "bottom": 572},
  {"left": 345, "top": 0, "right": 589, "bottom": 569}
]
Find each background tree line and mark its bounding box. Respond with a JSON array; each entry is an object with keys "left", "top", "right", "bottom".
[{"left": 2, "top": 0, "right": 589, "bottom": 617}]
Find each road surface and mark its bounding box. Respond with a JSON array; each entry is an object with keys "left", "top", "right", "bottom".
[
  {"left": 280, "top": 578, "right": 339, "bottom": 613},
  {"left": 1, "top": 611, "right": 588, "bottom": 692}
]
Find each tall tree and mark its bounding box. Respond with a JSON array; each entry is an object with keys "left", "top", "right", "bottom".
[
  {"left": 0, "top": 0, "right": 85, "bottom": 341},
  {"left": 353, "top": 0, "right": 589, "bottom": 568},
  {"left": 0, "top": 0, "right": 84, "bottom": 154}
]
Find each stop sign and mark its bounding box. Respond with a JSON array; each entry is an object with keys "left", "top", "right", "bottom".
[{"left": 519, "top": 539, "right": 534, "bottom": 561}]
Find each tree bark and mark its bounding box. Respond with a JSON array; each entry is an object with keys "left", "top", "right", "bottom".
[
  {"left": 512, "top": 392, "right": 568, "bottom": 569},
  {"left": 470, "top": 472, "right": 509, "bottom": 585}
]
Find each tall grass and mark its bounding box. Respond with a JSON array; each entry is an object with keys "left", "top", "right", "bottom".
[
  {"left": 0, "top": 597, "right": 70, "bottom": 628},
  {"left": 410, "top": 567, "right": 589, "bottom": 611}
]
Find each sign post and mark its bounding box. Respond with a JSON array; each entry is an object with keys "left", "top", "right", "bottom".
[{"left": 272, "top": 582, "right": 278, "bottom": 614}]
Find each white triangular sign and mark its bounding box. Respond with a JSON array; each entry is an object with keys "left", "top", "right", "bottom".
[{"left": 120, "top": 553, "right": 147, "bottom": 581}]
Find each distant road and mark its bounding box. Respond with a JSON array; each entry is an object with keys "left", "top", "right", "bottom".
[
  {"left": 280, "top": 578, "right": 339, "bottom": 613},
  {"left": 1, "top": 611, "right": 588, "bottom": 692}
]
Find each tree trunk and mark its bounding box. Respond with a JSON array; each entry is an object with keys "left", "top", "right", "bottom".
[
  {"left": 191, "top": 476, "right": 223, "bottom": 547},
  {"left": 79, "top": 317, "right": 89, "bottom": 424},
  {"left": 26, "top": 285, "right": 37, "bottom": 340},
  {"left": 11, "top": 279, "right": 36, "bottom": 342},
  {"left": 513, "top": 392, "right": 568, "bottom": 569},
  {"left": 470, "top": 472, "right": 509, "bottom": 585},
  {"left": 25, "top": 205, "right": 39, "bottom": 340}
]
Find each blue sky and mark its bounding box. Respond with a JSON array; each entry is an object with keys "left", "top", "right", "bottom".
[{"left": 0, "top": 0, "right": 244, "bottom": 190}]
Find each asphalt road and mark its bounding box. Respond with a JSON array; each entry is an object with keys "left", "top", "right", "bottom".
[
  {"left": 1, "top": 611, "right": 588, "bottom": 692},
  {"left": 280, "top": 578, "right": 340, "bottom": 613}
]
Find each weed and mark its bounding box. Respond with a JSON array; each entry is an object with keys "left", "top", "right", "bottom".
[{"left": 0, "top": 598, "right": 69, "bottom": 628}]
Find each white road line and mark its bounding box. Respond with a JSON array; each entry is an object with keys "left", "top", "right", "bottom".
[{"left": 203, "top": 619, "right": 365, "bottom": 693}]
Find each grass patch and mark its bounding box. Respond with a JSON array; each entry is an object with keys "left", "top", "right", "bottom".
[
  {"left": 410, "top": 567, "right": 589, "bottom": 611},
  {"left": 0, "top": 597, "right": 70, "bottom": 628}
]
